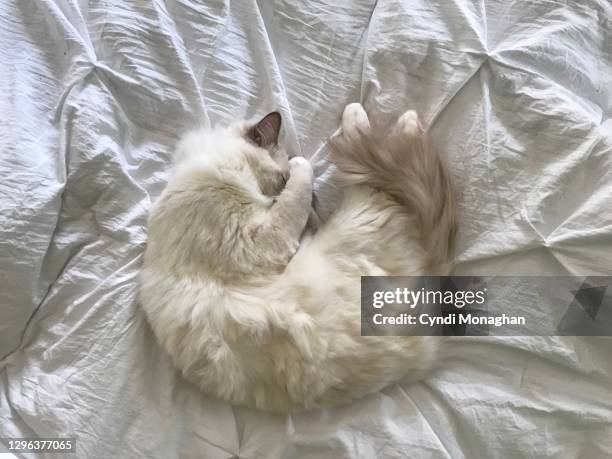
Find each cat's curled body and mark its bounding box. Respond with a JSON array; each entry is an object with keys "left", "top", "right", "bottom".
[{"left": 140, "top": 104, "right": 458, "bottom": 411}]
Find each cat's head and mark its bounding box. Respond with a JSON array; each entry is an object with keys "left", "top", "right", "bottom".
[{"left": 173, "top": 112, "right": 289, "bottom": 198}]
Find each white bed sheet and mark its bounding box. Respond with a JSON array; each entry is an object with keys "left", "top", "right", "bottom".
[{"left": 1, "top": 0, "right": 612, "bottom": 458}]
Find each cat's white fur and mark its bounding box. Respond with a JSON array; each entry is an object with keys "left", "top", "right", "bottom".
[{"left": 139, "top": 104, "right": 456, "bottom": 411}]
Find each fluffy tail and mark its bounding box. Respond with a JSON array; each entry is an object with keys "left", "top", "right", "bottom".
[{"left": 328, "top": 115, "right": 459, "bottom": 274}]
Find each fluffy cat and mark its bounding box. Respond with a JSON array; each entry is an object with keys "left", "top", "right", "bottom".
[{"left": 139, "top": 103, "right": 458, "bottom": 411}]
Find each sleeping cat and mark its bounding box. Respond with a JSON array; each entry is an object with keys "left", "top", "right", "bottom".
[{"left": 139, "top": 103, "right": 458, "bottom": 411}]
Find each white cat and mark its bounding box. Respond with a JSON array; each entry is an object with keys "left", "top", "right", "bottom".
[{"left": 139, "top": 103, "right": 458, "bottom": 411}]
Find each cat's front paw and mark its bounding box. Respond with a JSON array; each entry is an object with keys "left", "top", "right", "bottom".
[
  {"left": 289, "top": 156, "right": 314, "bottom": 183},
  {"left": 395, "top": 110, "right": 423, "bottom": 136},
  {"left": 342, "top": 103, "right": 370, "bottom": 133}
]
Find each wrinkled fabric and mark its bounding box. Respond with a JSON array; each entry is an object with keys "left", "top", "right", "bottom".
[{"left": 1, "top": 1, "right": 612, "bottom": 458}]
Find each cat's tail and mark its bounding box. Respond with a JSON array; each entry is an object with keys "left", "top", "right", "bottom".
[{"left": 328, "top": 110, "right": 459, "bottom": 274}]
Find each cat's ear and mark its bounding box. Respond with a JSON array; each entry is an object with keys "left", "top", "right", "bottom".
[{"left": 247, "top": 112, "right": 282, "bottom": 147}]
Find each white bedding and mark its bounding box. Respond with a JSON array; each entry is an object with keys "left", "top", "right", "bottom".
[{"left": 1, "top": 0, "right": 612, "bottom": 457}]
